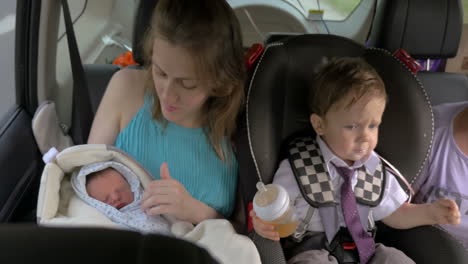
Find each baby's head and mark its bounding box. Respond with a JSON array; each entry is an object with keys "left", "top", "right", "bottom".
[
  {"left": 309, "top": 57, "right": 387, "bottom": 165},
  {"left": 86, "top": 167, "right": 134, "bottom": 209}
]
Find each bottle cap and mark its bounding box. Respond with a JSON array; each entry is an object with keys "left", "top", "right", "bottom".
[{"left": 253, "top": 182, "right": 290, "bottom": 222}]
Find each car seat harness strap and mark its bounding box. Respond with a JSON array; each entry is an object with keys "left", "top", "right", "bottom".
[{"left": 285, "top": 136, "right": 386, "bottom": 263}]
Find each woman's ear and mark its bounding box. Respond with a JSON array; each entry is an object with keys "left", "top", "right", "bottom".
[{"left": 310, "top": 114, "right": 325, "bottom": 135}]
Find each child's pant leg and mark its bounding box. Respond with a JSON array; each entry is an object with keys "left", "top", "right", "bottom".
[
  {"left": 287, "top": 249, "right": 339, "bottom": 264},
  {"left": 369, "top": 243, "right": 415, "bottom": 264}
]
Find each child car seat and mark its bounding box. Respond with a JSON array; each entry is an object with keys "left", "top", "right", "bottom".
[{"left": 236, "top": 33, "right": 468, "bottom": 264}]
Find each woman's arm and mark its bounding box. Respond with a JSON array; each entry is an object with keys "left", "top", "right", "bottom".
[
  {"left": 189, "top": 199, "right": 224, "bottom": 224},
  {"left": 87, "top": 69, "right": 145, "bottom": 144},
  {"left": 382, "top": 199, "right": 461, "bottom": 229}
]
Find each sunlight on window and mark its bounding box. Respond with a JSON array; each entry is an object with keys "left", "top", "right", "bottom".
[
  {"left": 464, "top": 0, "right": 468, "bottom": 24},
  {"left": 289, "top": 0, "right": 361, "bottom": 21}
]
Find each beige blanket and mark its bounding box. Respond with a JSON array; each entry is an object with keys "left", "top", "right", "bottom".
[{"left": 36, "top": 144, "right": 261, "bottom": 264}]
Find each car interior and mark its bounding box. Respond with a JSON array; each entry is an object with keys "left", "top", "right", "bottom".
[{"left": 0, "top": 0, "right": 467, "bottom": 263}]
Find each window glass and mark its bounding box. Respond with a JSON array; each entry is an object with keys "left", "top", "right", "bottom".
[
  {"left": 464, "top": 0, "right": 468, "bottom": 24},
  {"left": 0, "top": 1, "right": 16, "bottom": 116},
  {"left": 54, "top": 0, "right": 136, "bottom": 125},
  {"left": 288, "top": 0, "right": 362, "bottom": 21},
  {"left": 55, "top": 0, "right": 136, "bottom": 88}
]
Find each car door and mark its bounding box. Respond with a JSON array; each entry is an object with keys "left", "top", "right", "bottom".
[{"left": 0, "top": 0, "right": 43, "bottom": 222}]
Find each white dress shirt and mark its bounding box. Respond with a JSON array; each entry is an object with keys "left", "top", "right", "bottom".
[{"left": 273, "top": 136, "right": 408, "bottom": 232}]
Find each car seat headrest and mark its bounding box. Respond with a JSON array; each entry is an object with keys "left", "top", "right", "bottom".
[
  {"left": 377, "top": 0, "right": 462, "bottom": 59},
  {"left": 247, "top": 34, "right": 432, "bottom": 186},
  {"left": 132, "top": 0, "right": 159, "bottom": 65}
]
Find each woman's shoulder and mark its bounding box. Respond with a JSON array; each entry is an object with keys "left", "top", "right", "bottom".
[
  {"left": 108, "top": 68, "right": 147, "bottom": 123},
  {"left": 109, "top": 68, "right": 146, "bottom": 97},
  {"left": 88, "top": 68, "right": 148, "bottom": 144}
]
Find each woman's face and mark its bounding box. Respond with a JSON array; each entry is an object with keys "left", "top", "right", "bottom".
[{"left": 151, "top": 37, "right": 209, "bottom": 128}]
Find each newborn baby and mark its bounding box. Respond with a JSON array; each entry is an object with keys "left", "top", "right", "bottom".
[{"left": 72, "top": 161, "right": 173, "bottom": 235}]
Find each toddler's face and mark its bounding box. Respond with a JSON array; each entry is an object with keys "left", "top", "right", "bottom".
[
  {"left": 311, "top": 93, "right": 386, "bottom": 166},
  {"left": 86, "top": 169, "right": 134, "bottom": 209}
]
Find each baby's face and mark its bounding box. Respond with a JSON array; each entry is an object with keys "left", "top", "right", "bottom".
[{"left": 86, "top": 169, "right": 134, "bottom": 209}]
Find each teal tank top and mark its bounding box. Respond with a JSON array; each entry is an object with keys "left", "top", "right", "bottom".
[{"left": 115, "top": 95, "right": 238, "bottom": 217}]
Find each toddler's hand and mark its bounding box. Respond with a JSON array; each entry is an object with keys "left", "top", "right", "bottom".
[
  {"left": 250, "top": 210, "right": 280, "bottom": 241},
  {"left": 431, "top": 198, "right": 461, "bottom": 225}
]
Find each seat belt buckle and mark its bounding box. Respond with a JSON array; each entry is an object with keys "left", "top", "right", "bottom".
[
  {"left": 342, "top": 242, "right": 357, "bottom": 250},
  {"left": 369, "top": 226, "right": 377, "bottom": 238},
  {"left": 393, "top": 48, "right": 421, "bottom": 74},
  {"left": 291, "top": 225, "right": 308, "bottom": 243}
]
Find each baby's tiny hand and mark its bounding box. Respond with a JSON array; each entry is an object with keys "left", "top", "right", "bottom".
[
  {"left": 250, "top": 210, "right": 280, "bottom": 241},
  {"left": 431, "top": 198, "right": 461, "bottom": 225}
]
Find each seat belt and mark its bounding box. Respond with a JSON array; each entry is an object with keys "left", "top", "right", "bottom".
[{"left": 61, "top": 0, "right": 93, "bottom": 144}]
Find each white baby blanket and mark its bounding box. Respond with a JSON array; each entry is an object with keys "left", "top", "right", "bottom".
[{"left": 36, "top": 144, "right": 261, "bottom": 264}]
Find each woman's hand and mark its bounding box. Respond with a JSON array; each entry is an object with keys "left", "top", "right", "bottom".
[
  {"left": 250, "top": 210, "right": 280, "bottom": 241},
  {"left": 141, "top": 162, "right": 198, "bottom": 223}
]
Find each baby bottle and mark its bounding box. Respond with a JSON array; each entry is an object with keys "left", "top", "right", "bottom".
[{"left": 253, "top": 182, "right": 299, "bottom": 238}]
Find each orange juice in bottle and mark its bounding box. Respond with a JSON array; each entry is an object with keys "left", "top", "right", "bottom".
[{"left": 253, "top": 182, "right": 299, "bottom": 238}]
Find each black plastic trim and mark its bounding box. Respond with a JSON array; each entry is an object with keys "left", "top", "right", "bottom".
[{"left": 15, "top": 0, "right": 41, "bottom": 115}]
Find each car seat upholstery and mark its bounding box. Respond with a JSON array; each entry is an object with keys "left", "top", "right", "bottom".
[
  {"left": 374, "top": 0, "right": 462, "bottom": 59},
  {"left": 236, "top": 33, "right": 468, "bottom": 263},
  {"left": 370, "top": 0, "right": 468, "bottom": 105},
  {"left": 418, "top": 71, "right": 468, "bottom": 105},
  {"left": 83, "top": 64, "right": 121, "bottom": 115}
]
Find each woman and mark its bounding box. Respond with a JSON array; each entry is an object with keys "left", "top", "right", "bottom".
[{"left": 88, "top": 0, "right": 245, "bottom": 224}]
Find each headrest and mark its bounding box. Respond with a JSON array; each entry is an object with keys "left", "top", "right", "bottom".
[
  {"left": 132, "top": 0, "right": 159, "bottom": 65},
  {"left": 377, "top": 0, "right": 462, "bottom": 58},
  {"left": 247, "top": 34, "right": 432, "bottom": 187}
]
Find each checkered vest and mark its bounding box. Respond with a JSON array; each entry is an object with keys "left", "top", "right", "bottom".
[{"left": 287, "top": 136, "right": 386, "bottom": 208}]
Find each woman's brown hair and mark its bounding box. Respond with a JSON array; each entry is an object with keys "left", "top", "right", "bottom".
[{"left": 142, "top": 0, "right": 246, "bottom": 161}]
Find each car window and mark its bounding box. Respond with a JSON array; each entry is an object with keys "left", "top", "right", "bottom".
[
  {"left": 292, "top": 0, "right": 362, "bottom": 21},
  {"left": 54, "top": 0, "right": 136, "bottom": 125},
  {"left": 0, "top": 1, "right": 16, "bottom": 116},
  {"left": 464, "top": 0, "right": 468, "bottom": 24}
]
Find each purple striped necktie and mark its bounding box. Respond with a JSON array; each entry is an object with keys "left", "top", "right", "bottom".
[{"left": 335, "top": 166, "right": 375, "bottom": 264}]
